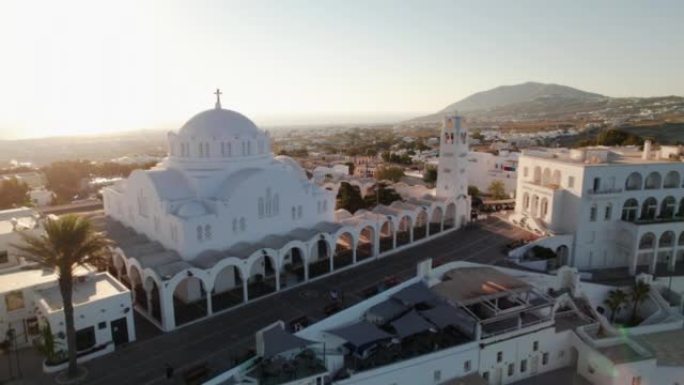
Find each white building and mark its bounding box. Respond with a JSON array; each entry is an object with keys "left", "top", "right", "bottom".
[
  {"left": 29, "top": 187, "right": 55, "bottom": 207},
  {"left": 206, "top": 261, "right": 684, "bottom": 385},
  {"left": 512, "top": 142, "right": 684, "bottom": 274},
  {"left": 102, "top": 95, "right": 470, "bottom": 332},
  {"left": 0, "top": 207, "right": 135, "bottom": 369},
  {"left": 466, "top": 151, "right": 519, "bottom": 197}
]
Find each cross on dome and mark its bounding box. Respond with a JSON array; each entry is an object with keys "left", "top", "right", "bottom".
[{"left": 214, "top": 88, "right": 222, "bottom": 109}]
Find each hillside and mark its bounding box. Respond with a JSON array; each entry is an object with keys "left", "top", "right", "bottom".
[
  {"left": 441, "top": 82, "right": 605, "bottom": 113},
  {"left": 411, "top": 82, "right": 684, "bottom": 123}
]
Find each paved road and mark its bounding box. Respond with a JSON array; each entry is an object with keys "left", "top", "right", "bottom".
[{"left": 3, "top": 217, "right": 529, "bottom": 385}]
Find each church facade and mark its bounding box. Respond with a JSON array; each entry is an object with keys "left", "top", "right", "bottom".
[{"left": 103, "top": 93, "right": 470, "bottom": 331}]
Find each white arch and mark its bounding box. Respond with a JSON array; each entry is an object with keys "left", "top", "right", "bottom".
[
  {"left": 277, "top": 240, "right": 309, "bottom": 263},
  {"left": 245, "top": 248, "right": 280, "bottom": 277},
  {"left": 164, "top": 267, "right": 212, "bottom": 297},
  {"left": 207, "top": 256, "right": 248, "bottom": 291}
]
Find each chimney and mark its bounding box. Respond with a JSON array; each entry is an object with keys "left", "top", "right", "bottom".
[{"left": 642, "top": 140, "right": 652, "bottom": 160}]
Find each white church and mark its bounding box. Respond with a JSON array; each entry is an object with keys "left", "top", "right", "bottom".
[{"left": 102, "top": 91, "right": 470, "bottom": 331}]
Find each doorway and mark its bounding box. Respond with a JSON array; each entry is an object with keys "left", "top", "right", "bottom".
[{"left": 111, "top": 317, "right": 129, "bottom": 346}]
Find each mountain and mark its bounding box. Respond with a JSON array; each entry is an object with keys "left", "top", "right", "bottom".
[
  {"left": 440, "top": 82, "right": 605, "bottom": 114},
  {"left": 407, "top": 81, "right": 677, "bottom": 123}
]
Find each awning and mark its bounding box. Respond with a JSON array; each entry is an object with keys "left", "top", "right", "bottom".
[
  {"left": 365, "top": 299, "right": 407, "bottom": 325},
  {"left": 390, "top": 310, "right": 435, "bottom": 338},
  {"left": 327, "top": 321, "right": 393, "bottom": 349},
  {"left": 391, "top": 282, "right": 438, "bottom": 307},
  {"left": 261, "top": 325, "right": 316, "bottom": 359}
]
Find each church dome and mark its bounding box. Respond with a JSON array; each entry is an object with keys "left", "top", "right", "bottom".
[{"left": 179, "top": 108, "right": 259, "bottom": 138}]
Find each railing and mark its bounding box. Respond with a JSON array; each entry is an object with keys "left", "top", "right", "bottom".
[
  {"left": 586, "top": 187, "right": 623, "bottom": 195},
  {"left": 629, "top": 216, "right": 684, "bottom": 225}
]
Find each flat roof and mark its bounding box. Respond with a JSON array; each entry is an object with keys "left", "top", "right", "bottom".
[
  {"left": 597, "top": 343, "right": 651, "bottom": 365},
  {"left": 431, "top": 267, "right": 531, "bottom": 305},
  {"left": 37, "top": 273, "right": 128, "bottom": 311},
  {"left": 0, "top": 265, "right": 92, "bottom": 294},
  {"left": 634, "top": 329, "right": 684, "bottom": 366},
  {"left": 522, "top": 146, "right": 684, "bottom": 166},
  {"left": 0, "top": 207, "right": 39, "bottom": 235}
]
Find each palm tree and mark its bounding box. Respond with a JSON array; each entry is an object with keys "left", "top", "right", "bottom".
[
  {"left": 13, "top": 215, "right": 112, "bottom": 378},
  {"left": 603, "top": 289, "right": 628, "bottom": 323},
  {"left": 630, "top": 281, "right": 651, "bottom": 325}
]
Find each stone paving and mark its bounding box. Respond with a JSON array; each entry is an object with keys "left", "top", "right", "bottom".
[{"left": 0, "top": 217, "right": 530, "bottom": 385}]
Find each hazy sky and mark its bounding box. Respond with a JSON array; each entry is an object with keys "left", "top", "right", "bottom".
[{"left": 1, "top": 0, "right": 683, "bottom": 139}]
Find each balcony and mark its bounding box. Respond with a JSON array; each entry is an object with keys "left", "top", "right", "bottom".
[
  {"left": 629, "top": 216, "right": 684, "bottom": 225},
  {"left": 586, "top": 187, "right": 623, "bottom": 195}
]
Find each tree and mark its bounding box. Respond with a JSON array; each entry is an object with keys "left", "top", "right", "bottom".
[
  {"left": 335, "top": 182, "right": 366, "bottom": 213},
  {"left": 35, "top": 324, "right": 65, "bottom": 365},
  {"left": 630, "top": 281, "right": 651, "bottom": 325},
  {"left": 375, "top": 166, "right": 404, "bottom": 183},
  {"left": 595, "top": 129, "right": 644, "bottom": 146},
  {"left": 471, "top": 130, "right": 485, "bottom": 142},
  {"left": 467, "top": 185, "right": 480, "bottom": 198},
  {"left": 423, "top": 166, "right": 438, "bottom": 185},
  {"left": 0, "top": 177, "right": 29, "bottom": 209},
  {"left": 487, "top": 180, "right": 508, "bottom": 200},
  {"left": 363, "top": 183, "right": 402, "bottom": 207},
  {"left": 13, "top": 215, "right": 112, "bottom": 379},
  {"left": 603, "top": 289, "right": 628, "bottom": 324}
]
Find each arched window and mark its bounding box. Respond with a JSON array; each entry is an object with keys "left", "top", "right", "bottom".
[
  {"left": 659, "top": 231, "right": 674, "bottom": 248},
  {"left": 552, "top": 170, "right": 561, "bottom": 186},
  {"left": 531, "top": 195, "right": 540, "bottom": 217},
  {"left": 523, "top": 193, "right": 530, "bottom": 211},
  {"left": 273, "top": 194, "right": 279, "bottom": 215},
  {"left": 240, "top": 217, "right": 246, "bottom": 232},
  {"left": 622, "top": 199, "right": 638, "bottom": 222},
  {"left": 199, "top": 143, "right": 204, "bottom": 157},
  {"left": 664, "top": 171, "right": 680, "bottom": 188},
  {"left": 542, "top": 168, "right": 552, "bottom": 185},
  {"left": 204, "top": 225, "right": 212, "bottom": 240},
  {"left": 660, "top": 196, "right": 676, "bottom": 218},
  {"left": 625, "top": 172, "right": 642, "bottom": 190},
  {"left": 604, "top": 203, "right": 612, "bottom": 220},
  {"left": 678, "top": 198, "right": 684, "bottom": 217},
  {"left": 227, "top": 142, "right": 232, "bottom": 156},
  {"left": 639, "top": 233, "right": 655, "bottom": 249},
  {"left": 291, "top": 207, "right": 296, "bottom": 220},
  {"left": 247, "top": 141, "right": 252, "bottom": 155},
  {"left": 265, "top": 188, "right": 272, "bottom": 216},
  {"left": 197, "top": 225, "right": 203, "bottom": 241},
  {"left": 678, "top": 231, "right": 684, "bottom": 246},
  {"left": 640, "top": 197, "right": 658, "bottom": 220},
  {"left": 540, "top": 198, "right": 549, "bottom": 218},
  {"left": 232, "top": 218, "right": 238, "bottom": 233},
  {"left": 589, "top": 204, "right": 597, "bottom": 221},
  {"left": 258, "top": 198, "right": 265, "bottom": 218},
  {"left": 204, "top": 142, "right": 210, "bottom": 157},
  {"left": 644, "top": 172, "right": 661, "bottom": 189},
  {"left": 533, "top": 167, "right": 541, "bottom": 183}
]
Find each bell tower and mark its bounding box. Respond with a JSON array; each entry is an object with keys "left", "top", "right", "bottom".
[{"left": 436, "top": 114, "right": 469, "bottom": 200}]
